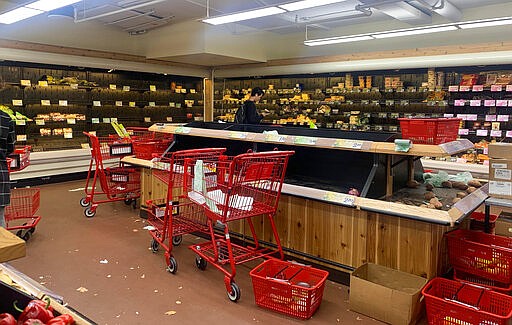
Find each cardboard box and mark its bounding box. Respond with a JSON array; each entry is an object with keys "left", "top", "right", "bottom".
[
  {"left": 488, "top": 143, "right": 512, "bottom": 159},
  {"left": 489, "top": 158, "right": 512, "bottom": 199},
  {"left": 495, "top": 212, "right": 512, "bottom": 237},
  {"left": 349, "top": 263, "right": 427, "bottom": 325},
  {"left": 0, "top": 227, "right": 25, "bottom": 263}
]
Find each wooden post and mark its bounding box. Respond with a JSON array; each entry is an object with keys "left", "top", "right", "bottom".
[
  {"left": 386, "top": 155, "right": 393, "bottom": 198},
  {"left": 408, "top": 157, "right": 415, "bottom": 182},
  {"left": 203, "top": 71, "right": 214, "bottom": 122}
]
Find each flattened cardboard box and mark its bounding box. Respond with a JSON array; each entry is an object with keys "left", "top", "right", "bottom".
[
  {"left": 349, "top": 263, "right": 427, "bottom": 325},
  {"left": 0, "top": 227, "right": 25, "bottom": 262},
  {"left": 489, "top": 158, "right": 512, "bottom": 199},
  {"left": 488, "top": 143, "right": 512, "bottom": 159}
]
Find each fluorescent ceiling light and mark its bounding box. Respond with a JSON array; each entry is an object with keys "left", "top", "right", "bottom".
[
  {"left": 0, "top": 7, "right": 42, "bottom": 24},
  {"left": 279, "top": 0, "right": 347, "bottom": 12},
  {"left": 305, "top": 35, "right": 374, "bottom": 46},
  {"left": 373, "top": 25, "right": 458, "bottom": 39},
  {"left": 459, "top": 17, "right": 512, "bottom": 29},
  {"left": 26, "top": 0, "right": 82, "bottom": 12},
  {"left": 203, "top": 7, "right": 285, "bottom": 25}
]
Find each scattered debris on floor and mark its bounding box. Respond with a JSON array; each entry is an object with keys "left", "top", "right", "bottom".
[
  {"left": 165, "top": 310, "right": 176, "bottom": 316},
  {"left": 76, "top": 286, "right": 88, "bottom": 293},
  {"left": 100, "top": 259, "right": 108, "bottom": 264}
]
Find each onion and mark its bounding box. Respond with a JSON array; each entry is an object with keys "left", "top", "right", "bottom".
[{"left": 348, "top": 188, "right": 360, "bottom": 196}]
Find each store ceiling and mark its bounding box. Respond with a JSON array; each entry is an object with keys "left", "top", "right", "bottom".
[{"left": 0, "top": 0, "right": 510, "bottom": 68}]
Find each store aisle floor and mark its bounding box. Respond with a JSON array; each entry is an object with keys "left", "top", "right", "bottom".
[{"left": 8, "top": 180, "right": 417, "bottom": 325}]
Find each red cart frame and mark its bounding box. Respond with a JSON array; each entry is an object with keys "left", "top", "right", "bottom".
[
  {"left": 5, "top": 188, "right": 41, "bottom": 241},
  {"left": 126, "top": 127, "right": 173, "bottom": 160},
  {"left": 184, "top": 150, "right": 294, "bottom": 302},
  {"left": 145, "top": 148, "right": 226, "bottom": 274},
  {"left": 80, "top": 132, "right": 140, "bottom": 218}
]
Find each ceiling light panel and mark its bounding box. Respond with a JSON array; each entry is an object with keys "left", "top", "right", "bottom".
[
  {"left": 0, "top": 7, "right": 42, "bottom": 24},
  {"left": 305, "top": 35, "right": 374, "bottom": 46},
  {"left": 373, "top": 25, "right": 458, "bottom": 38},
  {"left": 26, "top": 0, "right": 82, "bottom": 12},
  {"left": 459, "top": 17, "right": 512, "bottom": 29},
  {"left": 202, "top": 7, "right": 286, "bottom": 25},
  {"left": 279, "top": 0, "right": 348, "bottom": 12}
]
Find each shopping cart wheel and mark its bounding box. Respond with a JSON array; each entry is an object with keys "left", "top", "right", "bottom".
[
  {"left": 21, "top": 231, "right": 31, "bottom": 242},
  {"left": 227, "top": 282, "right": 241, "bottom": 303},
  {"left": 172, "top": 235, "right": 182, "bottom": 246},
  {"left": 84, "top": 207, "right": 96, "bottom": 218},
  {"left": 166, "top": 256, "right": 178, "bottom": 274},
  {"left": 150, "top": 239, "right": 159, "bottom": 253},
  {"left": 195, "top": 256, "right": 207, "bottom": 270},
  {"left": 29, "top": 227, "right": 35, "bottom": 234},
  {"left": 124, "top": 198, "right": 133, "bottom": 205},
  {"left": 80, "top": 197, "right": 91, "bottom": 207}
]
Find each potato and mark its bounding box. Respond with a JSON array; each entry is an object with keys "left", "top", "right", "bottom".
[
  {"left": 441, "top": 181, "right": 452, "bottom": 188},
  {"left": 466, "top": 186, "right": 477, "bottom": 194},
  {"left": 406, "top": 180, "right": 420, "bottom": 188},
  {"left": 426, "top": 203, "right": 436, "bottom": 209},
  {"left": 430, "top": 197, "right": 443, "bottom": 209},
  {"left": 467, "top": 180, "right": 482, "bottom": 188},
  {"left": 424, "top": 192, "right": 436, "bottom": 200},
  {"left": 452, "top": 197, "right": 462, "bottom": 204},
  {"left": 420, "top": 204, "right": 428, "bottom": 208},
  {"left": 456, "top": 191, "right": 467, "bottom": 198},
  {"left": 452, "top": 181, "right": 468, "bottom": 190},
  {"left": 425, "top": 183, "right": 434, "bottom": 191}
]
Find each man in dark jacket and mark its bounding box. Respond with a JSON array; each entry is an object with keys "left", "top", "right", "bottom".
[
  {"left": 0, "top": 110, "right": 15, "bottom": 228},
  {"left": 241, "top": 87, "right": 265, "bottom": 124}
]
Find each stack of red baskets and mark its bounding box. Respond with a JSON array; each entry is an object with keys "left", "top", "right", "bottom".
[
  {"left": 398, "top": 118, "right": 461, "bottom": 145},
  {"left": 422, "top": 225, "right": 512, "bottom": 324}
]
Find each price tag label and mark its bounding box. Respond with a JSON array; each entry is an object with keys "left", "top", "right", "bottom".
[
  {"left": 509, "top": 100, "right": 512, "bottom": 107},
  {"left": 20, "top": 80, "right": 31, "bottom": 86},
  {"left": 472, "top": 85, "right": 484, "bottom": 92},
  {"left": 59, "top": 100, "right": 68, "bottom": 106},
  {"left": 506, "top": 85, "right": 512, "bottom": 92},
  {"left": 507, "top": 131, "right": 512, "bottom": 138},
  {"left": 70, "top": 83, "right": 78, "bottom": 89},
  {"left": 229, "top": 131, "right": 248, "bottom": 139},
  {"left": 497, "top": 100, "right": 508, "bottom": 107},
  {"left": 485, "top": 115, "right": 497, "bottom": 121},
  {"left": 93, "top": 101, "right": 101, "bottom": 107},
  {"left": 36, "top": 119, "right": 45, "bottom": 126},
  {"left": 333, "top": 139, "right": 364, "bottom": 149},
  {"left": 15, "top": 119, "right": 26, "bottom": 126},
  {"left": 12, "top": 99, "right": 23, "bottom": 106},
  {"left": 166, "top": 117, "right": 173, "bottom": 122},
  {"left": 109, "top": 84, "right": 117, "bottom": 90},
  {"left": 476, "top": 129, "right": 488, "bottom": 136},
  {"left": 91, "top": 118, "right": 100, "bottom": 124},
  {"left": 444, "top": 114, "right": 454, "bottom": 118},
  {"left": 190, "top": 89, "right": 196, "bottom": 94},
  {"left": 17, "top": 135, "right": 27, "bottom": 142},
  {"left": 64, "top": 132, "right": 73, "bottom": 139},
  {"left": 103, "top": 118, "right": 111, "bottom": 123},
  {"left": 400, "top": 100, "right": 409, "bottom": 106},
  {"left": 294, "top": 136, "right": 318, "bottom": 145},
  {"left": 144, "top": 117, "right": 151, "bottom": 122},
  {"left": 67, "top": 118, "right": 76, "bottom": 124},
  {"left": 129, "top": 101, "right": 136, "bottom": 107},
  {"left": 111, "top": 117, "right": 118, "bottom": 123},
  {"left": 458, "top": 129, "right": 469, "bottom": 135},
  {"left": 149, "top": 102, "right": 156, "bottom": 107},
  {"left": 386, "top": 100, "right": 394, "bottom": 106},
  {"left": 323, "top": 192, "right": 355, "bottom": 206},
  {"left": 264, "top": 133, "right": 287, "bottom": 143},
  {"left": 491, "top": 130, "right": 503, "bottom": 137},
  {"left": 174, "top": 126, "right": 191, "bottom": 134},
  {"left": 115, "top": 101, "right": 123, "bottom": 107},
  {"left": 491, "top": 85, "right": 503, "bottom": 92},
  {"left": 169, "top": 102, "right": 175, "bottom": 107},
  {"left": 454, "top": 99, "right": 466, "bottom": 106},
  {"left": 484, "top": 100, "right": 496, "bottom": 107},
  {"left": 470, "top": 100, "right": 481, "bottom": 107},
  {"left": 123, "top": 86, "right": 130, "bottom": 91},
  {"left": 41, "top": 100, "right": 51, "bottom": 106},
  {"left": 456, "top": 114, "right": 467, "bottom": 120},
  {"left": 150, "top": 85, "right": 156, "bottom": 91},
  {"left": 459, "top": 86, "right": 470, "bottom": 92},
  {"left": 467, "top": 114, "right": 478, "bottom": 121},
  {"left": 498, "top": 115, "right": 509, "bottom": 122},
  {"left": 38, "top": 81, "right": 48, "bottom": 87}
]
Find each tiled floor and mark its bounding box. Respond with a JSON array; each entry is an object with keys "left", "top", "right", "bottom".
[{"left": 8, "top": 180, "right": 423, "bottom": 324}]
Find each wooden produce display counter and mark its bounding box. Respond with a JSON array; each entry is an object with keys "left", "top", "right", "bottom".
[{"left": 124, "top": 122, "right": 484, "bottom": 280}]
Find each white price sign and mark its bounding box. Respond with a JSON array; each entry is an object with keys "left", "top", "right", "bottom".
[
  {"left": 323, "top": 192, "right": 355, "bottom": 206},
  {"left": 333, "top": 139, "right": 364, "bottom": 149},
  {"left": 229, "top": 132, "right": 248, "bottom": 139},
  {"left": 59, "top": 100, "right": 68, "bottom": 106}
]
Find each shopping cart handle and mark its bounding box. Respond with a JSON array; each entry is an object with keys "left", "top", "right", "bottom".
[
  {"left": 265, "top": 277, "right": 291, "bottom": 284},
  {"left": 288, "top": 260, "right": 311, "bottom": 267}
]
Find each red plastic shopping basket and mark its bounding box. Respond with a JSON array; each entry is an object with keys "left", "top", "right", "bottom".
[
  {"left": 445, "top": 229, "right": 512, "bottom": 287},
  {"left": 422, "top": 277, "right": 512, "bottom": 325},
  {"left": 249, "top": 259, "right": 329, "bottom": 319},
  {"left": 398, "top": 118, "right": 460, "bottom": 144},
  {"left": 470, "top": 211, "right": 498, "bottom": 234}
]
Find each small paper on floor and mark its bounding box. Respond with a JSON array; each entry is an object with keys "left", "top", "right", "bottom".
[
  {"left": 76, "top": 287, "right": 88, "bottom": 293},
  {"left": 165, "top": 311, "right": 176, "bottom": 316},
  {"left": 175, "top": 300, "right": 181, "bottom": 305},
  {"left": 100, "top": 259, "right": 108, "bottom": 264},
  {"left": 143, "top": 226, "right": 156, "bottom": 231}
]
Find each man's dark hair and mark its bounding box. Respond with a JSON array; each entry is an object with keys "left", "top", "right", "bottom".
[{"left": 251, "top": 87, "right": 264, "bottom": 96}]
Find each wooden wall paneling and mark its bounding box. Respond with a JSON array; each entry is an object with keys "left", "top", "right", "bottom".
[
  {"left": 140, "top": 168, "right": 152, "bottom": 204},
  {"left": 351, "top": 209, "right": 368, "bottom": 268},
  {"left": 287, "top": 196, "right": 307, "bottom": 253},
  {"left": 397, "top": 218, "right": 432, "bottom": 278},
  {"left": 271, "top": 195, "right": 292, "bottom": 247},
  {"left": 366, "top": 212, "right": 377, "bottom": 264},
  {"left": 375, "top": 213, "right": 399, "bottom": 269}
]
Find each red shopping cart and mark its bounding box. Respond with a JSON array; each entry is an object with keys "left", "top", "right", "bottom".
[
  {"left": 145, "top": 148, "right": 226, "bottom": 273},
  {"left": 126, "top": 127, "right": 173, "bottom": 160},
  {"left": 184, "top": 150, "right": 294, "bottom": 302},
  {"left": 8, "top": 145, "right": 31, "bottom": 172},
  {"left": 80, "top": 132, "right": 140, "bottom": 218}
]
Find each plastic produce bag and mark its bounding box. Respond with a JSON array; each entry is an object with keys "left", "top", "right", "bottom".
[{"left": 423, "top": 171, "right": 474, "bottom": 188}]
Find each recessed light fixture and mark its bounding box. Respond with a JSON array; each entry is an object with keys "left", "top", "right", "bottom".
[
  {"left": 202, "top": 7, "right": 286, "bottom": 25},
  {"left": 304, "top": 16, "right": 512, "bottom": 46},
  {"left": 0, "top": 0, "right": 82, "bottom": 24}
]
